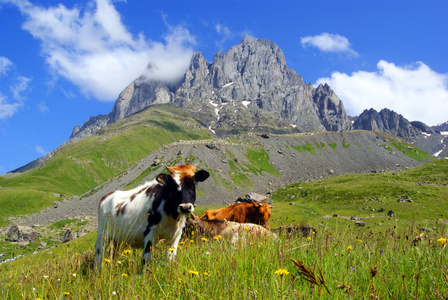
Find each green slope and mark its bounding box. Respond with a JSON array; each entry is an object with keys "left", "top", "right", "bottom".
[
  {"left": 270, "top": 159, "right": 448, "bottom": 226},
  {"left": 0, "top": 104, "right": 212, "bottom": 226}
]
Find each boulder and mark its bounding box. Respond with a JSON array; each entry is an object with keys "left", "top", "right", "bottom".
[
  {"left": 61, "top": 229, "right": 73, "bottom": 243},
  {"left": 7, "top": 225, "right": 38, "bottom": 242}
]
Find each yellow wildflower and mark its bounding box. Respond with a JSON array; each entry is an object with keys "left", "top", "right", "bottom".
[
  {"left": 307, "top": 237, "right": 311, "bottom": 241},
  {"left": 275, "top": 268, "right": 290, "bottom": 276},
  {"left": 103, "top": 258, "right": 111, "bottom": 263},
  {"left": 203, "top": 272, "right": 209, "bottom": 276},
  {"left": 244, "top": 227, "right": 248, "bottom": 231},
  {"left": 437, "top": 238, "right": 447, "bottom": 244},
  {"left": 213, "top": 235, "right": 222, "bottom": 240},
  {"left": 168, "top": 248, "right": 176, "bottom": 252},
  {"left": 121, "top": 273, "right": 128, "bottom": 277},
  {"left": 122, "top": 250, "right": 132, "bottom": 255},
  {"left": 201, "top": 237, "right": 208, "bottom": 242},
  {"left": 190, "top": 240, "right": 194, "bottom": 244},
  {"left": 180, "top": 241, "right": 185, "bottom": 245},
  {"left": 188, "top": 270, "right": 199, "bottom": 276},
  {"left": 347, "top": 245, "right": 353, "bottom": 251},
  {"left": 63, "top": 292, "right": 70, "bottom": 296},
  {"left": 177, "top": 245, "right": 182, "bottom": 249}
]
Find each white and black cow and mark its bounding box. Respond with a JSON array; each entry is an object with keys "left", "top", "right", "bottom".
[{"left": 94, "top": 164, "right": 209, "bottom": 269}]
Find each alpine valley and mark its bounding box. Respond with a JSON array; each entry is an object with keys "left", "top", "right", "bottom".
[{"left": 0, "top": 38, "right": 444, "bottom": 241}]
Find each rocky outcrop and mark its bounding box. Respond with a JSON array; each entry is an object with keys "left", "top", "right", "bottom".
[
  {"left": 353, "top": 108, "right": 421, "bottom": 140},
  {"left": 353, "top": 108, "right": 447, "bottom": 157}
]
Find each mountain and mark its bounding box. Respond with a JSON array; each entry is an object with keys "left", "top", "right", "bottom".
[
  {"left": 353, "top": 108, "right": 448, "bottom": 157},
  {"left": 433, "top": 121, "right": 448, "bottom": 133},
  {"left": 70, "top": 37, "right": 351, "bottom": 142}
]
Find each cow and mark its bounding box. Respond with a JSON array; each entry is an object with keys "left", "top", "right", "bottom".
[
  {"left": 186, "top": 213, "right": 277, "bottom": 242},
  {"left": 199, "top": 201, "right": 272, "bottom": 227},
  {"left": 94, "top": 164, "right": 209, "bottom": 269}
]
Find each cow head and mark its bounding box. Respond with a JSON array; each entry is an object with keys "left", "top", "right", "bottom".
[
  {"left": 156, "top": 165, "right": 210, "bottom": 216},
  {"left": 252, "top": 201, "right": 272, "bottom": 227}
]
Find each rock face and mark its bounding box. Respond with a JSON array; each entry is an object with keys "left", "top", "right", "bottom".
[
  {"left": 354, "top": 108, "right": 448, "bottom": 158},
  {"left": 70, "top": 37, "right": 351, "bottom": 141},
  {"left": 353, "top": 108, "right": 421, "bottom": 140}
]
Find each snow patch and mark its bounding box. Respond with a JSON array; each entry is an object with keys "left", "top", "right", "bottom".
[
  {"left": 441, "top": 131, "right": 448, "bottom": 135},
  {"left": 290, "top": 124, "right": 297, "bottom": 128},
  {"left": 222, "top": 82, "right": 235, "bottom": 88},
  {"left": 209, "top": 100, "right": 218, "bottom": 107},
  {"left": 208, "top": 126, "right": 216, "bottom": 134},
  {"left": 422, "top": 132, "right": 431, "bottom": 137},
  {"left": 242, "top": 101, "right": 250, "bottom": 108}
]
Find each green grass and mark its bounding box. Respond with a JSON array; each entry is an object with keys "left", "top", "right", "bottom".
[
  {"left": 329, "top": 142, "right": 337, "bottom": 150},
  {"left": 1, "top": 220, "right": 446, "bottom": 299},
  {"left": 1, "top": 160, "right": 448, "bottom": 298},
  {"left": 245, "top": 147, "right": 279, "bottom": 176},
  {"left": 292, "top": 143, "right": 316, "bottom": 154},
  {"left": 271, "top": 159, "right": 448, "bottom": 226}
]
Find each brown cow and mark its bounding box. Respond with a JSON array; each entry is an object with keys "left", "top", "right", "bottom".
[
  {"left": 187, "top": 213, "right": 277, "bottom": 242},
  {"left": 199, "top": 201, "right": 271, "bottom": 227}
]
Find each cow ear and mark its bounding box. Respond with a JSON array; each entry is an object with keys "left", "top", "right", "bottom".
[
  {"left": 156, "top": 173, "right": 170, "bottom": 185},
  {"left": 195, "top": 170, "right": 210, "bottom": 182},
  {"left": 190, "top": 213, "right": 198, "bottom": 220}
]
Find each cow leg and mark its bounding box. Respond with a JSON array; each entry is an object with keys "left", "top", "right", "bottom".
[
  {"left": 94, "top": 229, "right": 105, "bottom": 271},
  {"left": 168, "top": 228, "right": 183, "bottom": 261},
  {"left": 142, "top": 227, "right": 155, "bottom": 265}
]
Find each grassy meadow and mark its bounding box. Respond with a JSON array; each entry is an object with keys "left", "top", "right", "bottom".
[
  {"left": 1, "top": 159, "right": 448, "bottom": 299},
  {"left": 1, "top": 218, "right": 447, "bottom": 299}
]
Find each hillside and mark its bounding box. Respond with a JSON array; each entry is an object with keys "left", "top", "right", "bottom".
[
  {"left": 12, "top": 117, "right": 433, "bottom": 228},
  {"left": 0, "top": 105, "right": 212, "bottom": 227}
]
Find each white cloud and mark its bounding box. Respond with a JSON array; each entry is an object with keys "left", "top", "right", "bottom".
[
  {"left": 0, "top": 56, "right": 13, "bottom": 74},
  {"left": 316, "top": 60, "right": 448, "bottom": 125},
  {"left": 35, "top": 144, "right": 47, "bottom": 155},
  {"left": 10, "top": 76, "right": 31, "bottom": 100},
  {"left": 0, "top": 92, "right": 22, "bottom": 119},
  {"left": 38, "top": 101, "right": 48, "bottom": 113},
  {"left": 301, "top": 33, "right": 358, "bottom": 57},
  {"left": 11, "top": 0, "right": 196, "bottom": 101},
  {"left": 215, "top": 24, "right": 233, "bottom": 49}
]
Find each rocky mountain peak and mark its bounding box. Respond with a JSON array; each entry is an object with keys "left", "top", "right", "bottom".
[{"left": 69, "top": 37, "right": 351, "bottom": 140}]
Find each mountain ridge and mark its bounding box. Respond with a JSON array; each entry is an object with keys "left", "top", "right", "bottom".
[{"left": 8, "top": 37, "right": 447, "bottom": 174}]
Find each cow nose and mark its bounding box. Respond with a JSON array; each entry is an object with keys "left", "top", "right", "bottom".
[{"left": 178, "top": 203, "right": 194, "bottom": 214}]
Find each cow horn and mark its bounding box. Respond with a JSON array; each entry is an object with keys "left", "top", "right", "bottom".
[{"left": 251, "top": 200, "right": 260, "bottom": 207}]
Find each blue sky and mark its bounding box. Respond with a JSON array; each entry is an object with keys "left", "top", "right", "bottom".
[{"left": 1, "top": 0, "right": 448, "bottom": 173}]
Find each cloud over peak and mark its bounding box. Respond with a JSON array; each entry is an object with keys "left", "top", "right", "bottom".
[
  {"left": 11, "top": 0, "right": 196, "bottom": 101},
  {"left": 317, "top": 60, "right": 448, "bottom": 125},
  {"left": 301, "top": 33, "right": 358, "bottom": 57}
]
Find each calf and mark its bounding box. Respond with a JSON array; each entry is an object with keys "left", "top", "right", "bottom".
[
  {"left": 187, "top": 213, "right": 276, "bottom": 242},
  {"left": 94, "top": 165, "right": 209, "bottom": 269},
  {"left": 199, "top": 201, "right": 272, "bottom": 227}
]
